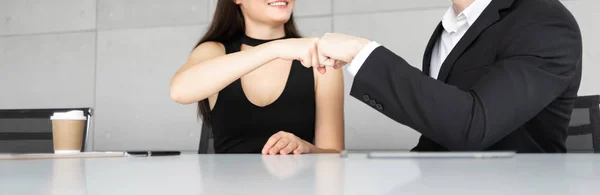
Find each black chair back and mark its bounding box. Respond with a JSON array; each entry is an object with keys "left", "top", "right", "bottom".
[
  {"left": 0, "top": 108, "right": 92, "bottom": 153},
  {"left": 566, "top": 95, "right": 600, "bottom": 153},
  {"left": 198, "top": 122, "right": 214, "bottom": 154}
]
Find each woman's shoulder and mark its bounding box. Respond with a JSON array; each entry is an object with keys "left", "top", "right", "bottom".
[
  {"left": 195, "top": 38, "right": 242, "bottom": 55},
  {"left": 195, "top": 41, "right": 226, "bottom": 52},
  {"left": 191, "top": 41, "right": 227, "bottom": 58}
]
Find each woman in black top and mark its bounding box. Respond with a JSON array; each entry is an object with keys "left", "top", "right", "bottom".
[{"left": 170, "top": 0, "right": 344, "bottom": 154}]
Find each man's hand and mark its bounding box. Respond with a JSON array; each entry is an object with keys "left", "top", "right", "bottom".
[{"left": 316, "top": 33, "right": 370, "bottom": 73}]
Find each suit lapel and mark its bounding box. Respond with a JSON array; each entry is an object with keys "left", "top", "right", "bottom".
[
  {"left": 422, "top": 22, "right": 444, "bottom": 76},
  {"left": 436, "top": 0, "right": 515, "bottom": 81}
]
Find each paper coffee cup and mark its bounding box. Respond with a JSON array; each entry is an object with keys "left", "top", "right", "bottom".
[{"left": 51, "top": 111, "right": 87, "bottom": 154}]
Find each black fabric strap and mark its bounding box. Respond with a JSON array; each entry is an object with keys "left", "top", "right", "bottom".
[
  {"left": 568, "top": 95, "right": 600, "bottom": 152},
  {"left": 0, "top": 108, "right": 91, "bottom": 118},
  {"left": 0, "top": 132, "right": 53, "bottom": 141},
  {"left": 569, "top": 125, "right": 593, "bottom": 136},
  {"left": 574, "top": 95, "right": 600, "bottom": 108}
]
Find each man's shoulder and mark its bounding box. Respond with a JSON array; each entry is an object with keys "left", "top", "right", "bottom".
[
  {"left": 499, "top": 0, "right": 580, "bottom": 35},
  {"left": 513, "top": 0, "right": 564, "bottom": 8},
  {"left": 511, "top": 0, "right": 574, "bottom": 18}
]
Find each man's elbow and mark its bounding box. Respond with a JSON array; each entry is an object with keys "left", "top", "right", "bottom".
[
  {"left": 451, "top": 142, "right": 488, "bottom": 151},
  {"left": 443, "top": 133, "right": 491, "bottom": 151}
]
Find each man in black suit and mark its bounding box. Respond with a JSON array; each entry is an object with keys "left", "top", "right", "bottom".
[{"left": 314, "top": 0, "right": 582, "bottom": 153}]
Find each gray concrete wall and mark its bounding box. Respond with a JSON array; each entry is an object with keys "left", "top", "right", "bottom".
[{"left": 1, "top": 0, "right": 597, "bottom": 152}]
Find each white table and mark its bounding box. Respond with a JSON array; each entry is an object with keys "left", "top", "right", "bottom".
[{"left": 1, "top": 153, "right": 599, "bottom": 195}]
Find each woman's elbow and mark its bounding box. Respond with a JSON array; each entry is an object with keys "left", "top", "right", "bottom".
[{"left": 170, "top": 84, "right": 195, "bottom": 105}]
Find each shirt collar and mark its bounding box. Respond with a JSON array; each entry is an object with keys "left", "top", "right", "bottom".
[{"left": 441, "top": 0, "right": 492, "bottom": 33}]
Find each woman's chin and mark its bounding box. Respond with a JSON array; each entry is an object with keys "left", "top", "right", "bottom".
[
  {"left": 270, "top": 18, "right": 291, "bottom": 25},
  {"left": 265, "top": 14, "right": 291, "bottom": 23}
]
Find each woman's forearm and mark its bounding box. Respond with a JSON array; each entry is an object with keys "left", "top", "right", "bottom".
[{"left": 170, "top": 42, "right": 280, "bottom": 104}]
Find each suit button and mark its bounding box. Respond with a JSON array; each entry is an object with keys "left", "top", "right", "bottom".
[
  {"left": 363, "top": 95, "right": 370, "bottom": 102},
  {"left": 369, "top": 100, "right": 377, "bottom": 106},
  {"left": 376, "top": 104, "right": 384, "bottom": 111}
]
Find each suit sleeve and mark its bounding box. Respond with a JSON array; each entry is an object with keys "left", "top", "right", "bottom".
[{"left": 350, "top": 13, "right": 582, "bottom": 150}]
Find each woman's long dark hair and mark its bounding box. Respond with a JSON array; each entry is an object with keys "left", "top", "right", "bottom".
[{"left": 195, "top": 0, "right": 302, "bottom": 125}]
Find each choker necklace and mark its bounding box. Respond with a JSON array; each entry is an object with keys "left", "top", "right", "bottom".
[{"left": 241, "top": 34, "right": 287, "bottom": 46}]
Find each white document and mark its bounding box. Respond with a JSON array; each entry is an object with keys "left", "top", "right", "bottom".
[
  {"left": 366, "top": 151, "right": 516, "bottom": 159},
  {"left": 0, "top": 152, "right": 125, "bottom": 160}
]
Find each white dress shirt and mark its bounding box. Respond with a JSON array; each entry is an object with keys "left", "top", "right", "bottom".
[{"left": 347, "top": 0, "right": 492, "bottom": 80}]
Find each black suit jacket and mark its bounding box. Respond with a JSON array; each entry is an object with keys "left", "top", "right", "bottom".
[{"left": 350, "top": 0, "right": 583, "bottom": 153}]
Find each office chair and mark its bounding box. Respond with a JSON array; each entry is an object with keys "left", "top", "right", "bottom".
[
  {"left": 566, "top": 95, "right": 600, "bottom": 153},
  {"left": 0, "top": 108, "right": 92, "bottom": 153},
  {"left": 198, "top": 122, "right": 215, "bottom": 154}
]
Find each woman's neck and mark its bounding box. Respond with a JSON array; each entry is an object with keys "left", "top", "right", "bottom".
[{"left": 244, "top": 19, "right": 286, "bottom": 40}]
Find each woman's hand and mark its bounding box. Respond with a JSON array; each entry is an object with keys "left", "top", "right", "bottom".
[
  {"left": 271, "top": 38, "right": 321, "bottom": 69},
  {"left": 262, "top": 131, "right": 315, "bottom": 155}
]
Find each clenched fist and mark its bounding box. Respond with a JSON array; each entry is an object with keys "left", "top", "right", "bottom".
[{"left": 316, "top": 33, "right": 371, "bottom": 73}]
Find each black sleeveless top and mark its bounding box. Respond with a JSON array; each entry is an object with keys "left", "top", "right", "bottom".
[{"left": 209, "top": 35, "right": 316, "bottom": 153}]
